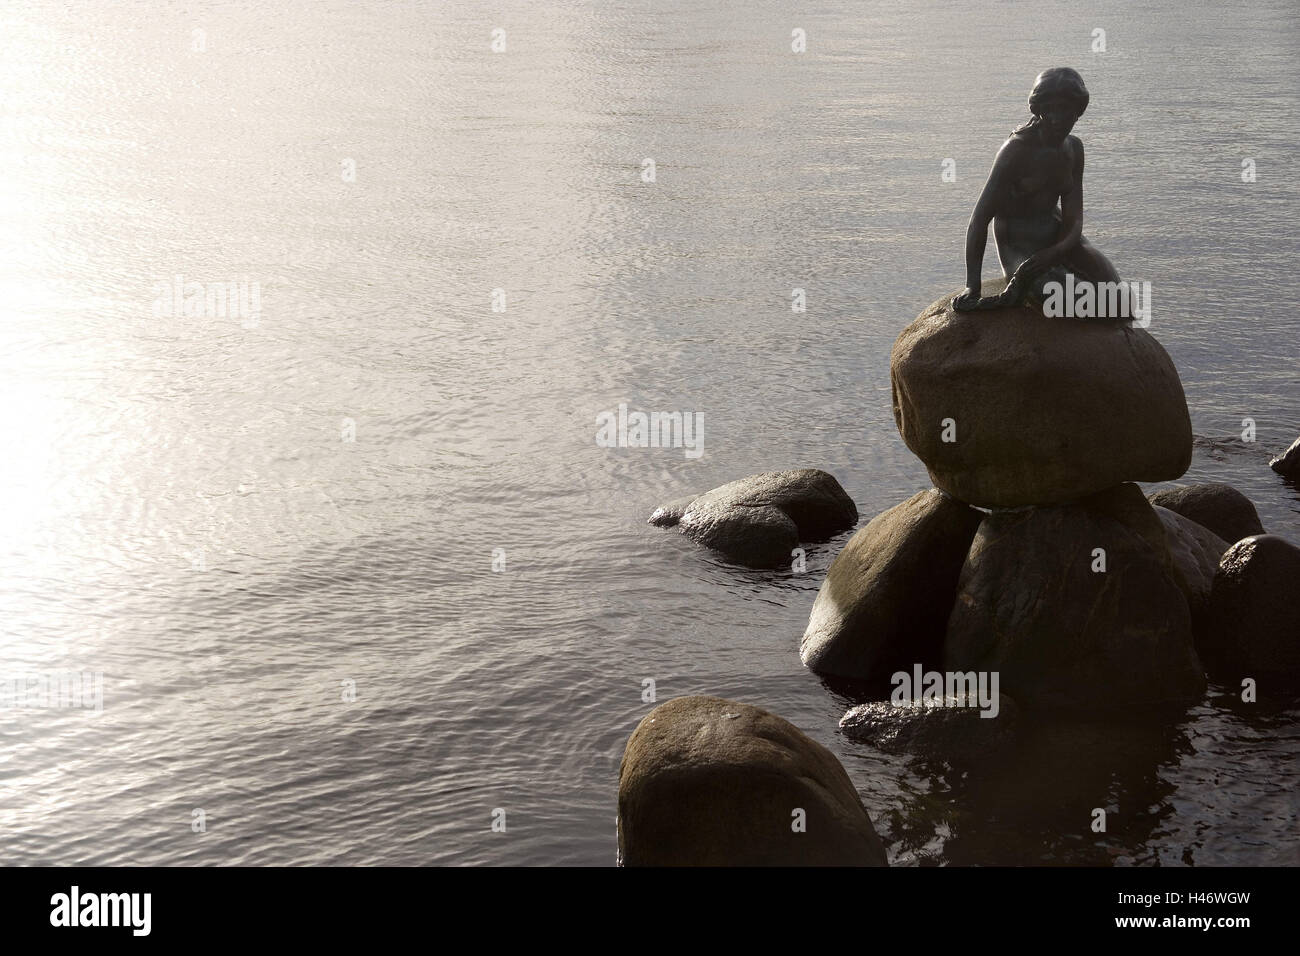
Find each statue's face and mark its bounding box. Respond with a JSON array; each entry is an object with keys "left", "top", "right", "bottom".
[{"left": 1036, "top": 96, "right": 1078, "bottom": 144}]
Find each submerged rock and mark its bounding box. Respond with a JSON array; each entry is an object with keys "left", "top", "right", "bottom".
[
  {"left": 839, "top": 693, "right": 1019, "bottom": 759},
  {"left": 1154, "top": 505, "right": 1229, "bottom": 620},
  {"left": 649, "top": 469, "right": 857, "bottom": 568},
  {"left": 944, "top": 485, "right": 1206, "bottom": 713},
  {"left": 647, "top": 494, "right": 699, "bottom": 528},
  {"left": 890, "top": 288, "right": 1192, "bottom": 507},
  {"left": 1269, "top": 436, "right": 1300, "bottom": 480},
  {"left": 800, "top": 489, "right": 981, "bottom": 682},
  {"left": 1147, "top": 482, "right": 1265, "bottom": 545},
  {"left": 1201, "top": 535, "right": 1300, "bottom": 685},
  {"left": 618, "top": 696, "right": 888, "bottom": 866}
]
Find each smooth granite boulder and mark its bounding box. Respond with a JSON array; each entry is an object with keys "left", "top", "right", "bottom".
[
  {"left": 944, "top": 486, "right": 1206, "bottom": 713},
  {"left": 649, "top": 469, "right": 857, "bottom": 568},
  {"left": 1081, "top": 482, "right": 1173, "bottom": 561},
  {"left": 800, "top": 489, "right": 982, "bottom": 682},
  {"left": 1147, "top": 483, "right": 1265, "bottom": 545},
  {"left": 1201, "top": 535, "right": 1300, "bottom": 684},
  {"left": 618, "top": 696, "right": 888, "bottom": 866},
  {"left": 1271, "top": 437, "right": 1300, "bottom": 480},
  {"left": 890, "top": 288, "right": 1192, "bottom": 507},
  {"left": 839, "top": 693, "right": 1019, "bottom": 760},
  {"left": 1154, "top": 505, "right": 1229, "bottom": 619}
]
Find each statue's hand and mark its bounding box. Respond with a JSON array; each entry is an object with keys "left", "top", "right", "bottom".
[
  {"left": 985, "top": 274, "right": 1023, "bottom": 308},
  {"left": 952, "top": 288, "right": 981, "bottom": 312},
  {"left": 1013, "top": 251, "right": 1051, "bottom": 282}
]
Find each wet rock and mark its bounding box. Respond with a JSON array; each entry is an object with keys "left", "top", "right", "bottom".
[
  {"left": 677, "top": 505, "right": 799, "bottom": 569},
  {"left": 1201, "top": 535, "right": 1300, "bottom": 685},
  {"left": 649, "top": 469, "right": 857, "bottom": 568},
  {"left": 618, "top": 695, "right": 888, "bottom": 866},
  {"left": 647, "top": 495, "right": 699, "bottom": 528},
  {"left": 943, "top": 487, "right": 1206, "bottom": 713},
  {"left": 1270, "top": 436, "right": 1300, "bottom": 480},
  {"left": 800, "top": 489, "right": 981, "bottom": 682},
  {"left": 1147, "top": 483, "right": 1265, "bottom": 545},
  {"left": 890, "top": 288, "right": 1192, "bottom": 507},
  {"left": 1154, "top": 505, "right": 1229, "bottom": 619},
  {"left": 839, "top": 692, "right": 1019, "bottom": 759}
]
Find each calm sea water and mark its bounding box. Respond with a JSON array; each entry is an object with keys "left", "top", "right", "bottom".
[{"left": 1, "top": 0, "right": 1297, "bottom": 866}]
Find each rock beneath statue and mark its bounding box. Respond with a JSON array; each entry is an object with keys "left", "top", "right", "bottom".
[
  {"left": 890, "top": 287, "right": 1192, "bottom": 507},
  {"left": 800, "top": 489, "right": 981, "bottom": 683},
  {"left": 943, "top": 484, "right": 1205, "bottom": 713},
  {"left": 1147, "top": 482, "right": 1265, "bottom": 545},
  {"left": 1270, "top": 436, "right": 1300, "bottom": 481},
  {"left": 839, "top": 693, "right": 1019, "bottom": 761},
  {"left": 1154, "top": 505, "right": 1229, "bottom": 620},
  {"left": 1200, "top": 535, "right": 1300, "bottom": 686},
  {"left": 618, "top": 696, "right": 888, "bottom": 866},
  {"left": 648, "top": 469, "right": 857, "bottom": 568}
]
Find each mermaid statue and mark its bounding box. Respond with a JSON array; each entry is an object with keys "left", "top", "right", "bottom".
[{"left": 953, "top": 68, "right": 1122, "bottom": 313}]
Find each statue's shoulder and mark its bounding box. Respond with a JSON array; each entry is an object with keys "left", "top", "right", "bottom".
[
  {"left": 995, "top": 133, "right": 1031, "bottom": 163},
  {"left": 1003, "top": 130, "right": 1035, "bottom": 150}
]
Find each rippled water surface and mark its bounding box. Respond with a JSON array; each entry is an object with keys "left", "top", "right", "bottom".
[{"left": 1, "top": 0, "right": 1297, "bottom": 865}]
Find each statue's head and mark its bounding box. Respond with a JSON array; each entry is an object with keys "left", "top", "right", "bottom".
[{"left": 1025, "top": 67, "right": 1089, "bottom": 143}]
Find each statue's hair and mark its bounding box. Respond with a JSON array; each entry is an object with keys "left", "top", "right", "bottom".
[{"left": 1012, "top": 67, "right": 1089, "bottom": 135}]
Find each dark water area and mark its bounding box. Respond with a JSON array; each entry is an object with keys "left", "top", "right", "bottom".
[{"left": 0, "top": 0, "right": 1296, "bottom": 865}]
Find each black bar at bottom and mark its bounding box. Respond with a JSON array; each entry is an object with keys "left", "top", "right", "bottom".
[{"left": 0, "top": 864, "right": 1285, "bottom": 942}]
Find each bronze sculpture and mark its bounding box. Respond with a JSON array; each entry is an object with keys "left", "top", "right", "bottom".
[{"left": 953, "top": 68, "right": 1122, "bottom": 313}]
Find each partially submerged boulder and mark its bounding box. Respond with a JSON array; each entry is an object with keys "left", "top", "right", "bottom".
[
  {"left": 649, "top": 469, "right": 857, "bottom": 568},
  {"left": 1270, "top": 436, "right": 1300, "bottom": 480},
  {"left": 800, "top": 489, "right": 981, "bottom": 682},
  {"left": 1147, "top": 482, "right": 1265, "bottom": 545},
  {"left": 890, "top": 288, "right": 1192, "bottom": 507},
  {"left": 618, "top": 696, "right": 888, "bottom": 866},
  {"left": 943, "top": 485, "right": 1206, "bottom": 713},
  {"left": 647, "top": 494, "right": 698, "bottom": 528},
  {"left": 839, "top": 693, "right": 1019, "bottom": 760},
  {"left": 1201, "top": 535, "right": 1300, "bottom": 685},
  {"left": 1154, "top": 505, "right": 1229, "bottom": 619}
]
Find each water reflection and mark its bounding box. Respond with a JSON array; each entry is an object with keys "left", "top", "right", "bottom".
[{"left": 852, "top": 688, "right": 1300, "bottom": 866}]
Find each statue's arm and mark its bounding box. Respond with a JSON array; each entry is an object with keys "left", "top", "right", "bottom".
[
  {"left": 962, "top": 140, "right": 1018, "bottom": 295},
  {"left": 1053, "top": 138, "right": 1085, "bottom": 256}
]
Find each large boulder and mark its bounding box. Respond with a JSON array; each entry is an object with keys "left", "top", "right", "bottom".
[
  {"left": 1147, "top": 483, "right": 1265, "bottom": 544},
  {"left": 944, "top": 484, "right": 1206, "bottom": 713},
  {"left": 618, "top": 696, "right": 888, "bottom": 866},
  {"left": 649, "top": 469, "right": 857, "bottom": 568},
  {"left": 1270, "top": 436, "right": 1300, "bottom": 480},
  {"left": 1080, "top": 482, "right": 1172, "bottom": 558},
  {"left": 1154, "top": 505, "right": 1229, "bottom": 619},
  {"left": 800, "top": 489, "right": 981, "bottom": 682},
  {"left": 1201, "top": 535, "right": 1300, "bottom": 685},
  {"left": 890, "top": 288, "right": 1192, "bottom": 507}
]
